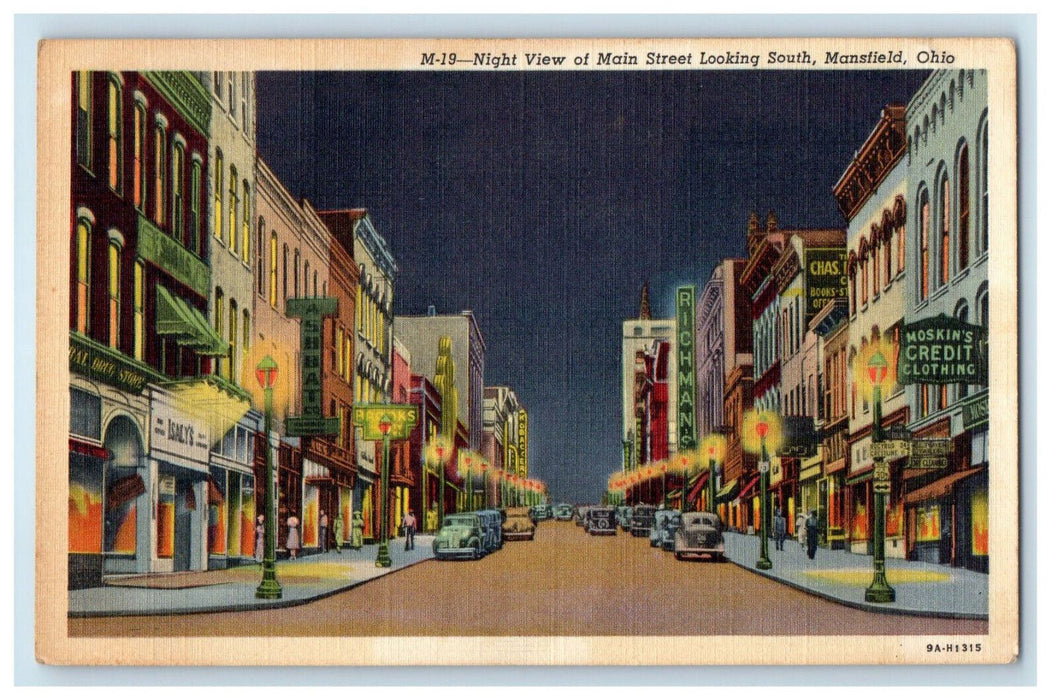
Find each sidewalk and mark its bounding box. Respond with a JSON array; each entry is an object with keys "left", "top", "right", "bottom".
[
  {"left": 69, "top": 537, "right": 435, "bottom": 618},
  {"left": 723, "top": 532, "right": 987, "bottom": 619}
]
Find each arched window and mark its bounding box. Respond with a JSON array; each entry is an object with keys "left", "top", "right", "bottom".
[
  {"left": 170, "top": 139, "right": 185, "bottom": 240},
  {"left": 190, "top": 156, "right": 202, "bottom": 255},
  {"left": 228, "top": 165, "right": 238, "bottom": 252},
  {"left": 228, "top": 299, "right": 238, "bottom": 381},
  {"left": 872, "top": 243, "right": 880, "bottom": 297},
  {"left": 213, "top": 288, "right": 224, "bottom": 376},
  {"left": 242, "top": 308, "right": 251, "bottom": 351},
  {"left": 860, "top": 258, "right": 868, "bottom": 308},
  {"left": 108, "top": 236, "right": 122, "bottom": 350},
  {"left": 132, "top": 100, "right": 146, "bottom": 209},
  {"left": 76, "top": 71, "right": 92, "bottom": 169},
  {"left": 241, "top": 180, "right": 251, "bottom": 264},
  {"left": 152, "top": 118, "right": 167, "bottom": 225},
  {"left": 133, "top": 260, "right": 145, "bottom": 361},
  {"left": 848, "top": 263, "right": 857, "bottom": 317},
  {"left": 304, "top": 262, "right": 310, "bottom": 297},
  {"left": 848, "top": 347, "right": 857, "bottom": 418},
  {"left": 256, "top": 218, "right": 265, "bottom": 296},
  {"left": 313, "top": 271, "right": 318, "bottom": 297},
  {"left": 282, "top": 243, "right": 289, "bottom": 302},
  {"left": 75, "top": 216, "right": 92, "bottom": 335},
  {"left": 293, "top": 250, "right": 300, "bottom": 298},
  {"left": 919, "top": 189, "right": 930, "bottom": 301},
  {"left": 895, "top": 196, "right": 907, "bottom": 274},
  {"left": 980, "top": 120, "right": 989, "bottom": 253},
  {"left": 957, "top": 142, "right": 971, "bottom": 272},
  {"left": 269, "top": 233, "right": 277, "bottom": 308},
  {"left": 940, "top": 172, "right": 951, "bottom": 285},
  {"left": 106, "top": 77, "right": 123, "bottom": 194},
  {"left": 213, "top": 150, "right": 224, "bottom": 241},
  {"left": 883, "top": 234, "right": 892, "bottom": 286}
]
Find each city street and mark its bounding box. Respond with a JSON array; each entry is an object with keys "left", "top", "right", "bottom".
[{"left": 70, "top": 520, "right": 987, "bottom": 637}]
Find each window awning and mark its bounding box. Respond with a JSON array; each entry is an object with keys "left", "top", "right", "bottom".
[
  {"left": 714, "top": 478, "right": 740, "bottom": 503},
  {"left": 905, "top": 468, "right": 984, "bottom": 505},
  {"left": 156, "top": 286, "right": 228, "bottom": 356},
  {"left": 735, "top": 475, "right": 760, "bottom": 501},
  {"left": 686, "top": 470, "right": 711, "bottom": 504}
]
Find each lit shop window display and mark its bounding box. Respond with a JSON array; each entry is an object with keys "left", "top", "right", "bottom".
[{"left": 156, "top": 475, "right": 176, "bottom": 558}]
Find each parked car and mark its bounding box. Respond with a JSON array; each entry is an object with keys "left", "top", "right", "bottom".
[
  {"left": 502, "top": 506, "right": 536, "bottom": 541},
  {"left": 630, "top": 504, "right": 656, "bottom": 537},
  {"left": 553, "top": 503, "right": 574, "bottom": 521},
  {"left": 433, "top": 513, "right": 488, "bottom": 560},
  {"left": 574, "top": 505, "right": 591, "bottom": 526},
  {"left": 615, "top": 505, "right": 633, "bottom": 532},
  {"left": 649, "top": 509, "right": 681, "bottom": 550},
  {"left": 475, "top": 509, "right": 503, "bottom": 552},
  {"left": 529, "top": 504, "right": 550, "bottom": 522},
  {"left": 586, "top": 506, "right": 617, "bottom": 535},
  {"left": 673, "top": 511, "right": 726, "bottom": 561}
]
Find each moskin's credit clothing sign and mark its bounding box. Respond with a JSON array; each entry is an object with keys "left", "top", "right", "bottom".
[{"left": 897, "top": 315, "right": 987, "bottom": 385}]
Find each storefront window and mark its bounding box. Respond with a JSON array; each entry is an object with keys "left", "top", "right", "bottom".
[
  {"left": 156, "top": 475, "right": 175, "bottom": 558},
  {"left": 69, "top": 454, "right": 104, "bottom": 554},
  {"left": 916, "top": 503, "right": 941, "bottom": 542},
  {"left": 240, "top": 476, "right": 256, "bottom": 557},
  {"left": 971, "top": 488, "right": 988, "bottom": 556},
  {"left": 104, "top": 467, "right": 140, "bottom": 555},
  {"left": 208, "top": 468, "right": 227, "bottom": 556}
]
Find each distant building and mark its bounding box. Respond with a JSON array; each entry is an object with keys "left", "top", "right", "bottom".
[
  {"left": 394, "top": 310, "right": 486, "bottom": 452},
  {"left": 621, "top": 283, "right": 676, "bottom": 470}
]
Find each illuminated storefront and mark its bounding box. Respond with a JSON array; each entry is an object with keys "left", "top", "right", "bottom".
[
  {"left": 147, "top": 387, "right": 212, "bottom": 573},
  {"left": 207, "top": 412, "right": 259, "bottom": 568}
]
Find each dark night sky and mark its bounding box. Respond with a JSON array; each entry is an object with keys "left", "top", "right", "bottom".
[{"left": 256, "top": 69, "right": 928, "bottom": 504}]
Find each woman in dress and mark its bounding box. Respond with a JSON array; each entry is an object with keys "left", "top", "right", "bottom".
[
  {"left": 286, "top": 513, "right": 300, "bottom": 559},
  {"left": 254, "top": 514, "right": 265, "bottom": 562}
]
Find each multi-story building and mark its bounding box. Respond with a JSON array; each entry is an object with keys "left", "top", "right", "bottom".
[
  {"left": 773, "top": 227, "right": 846, "bottom": 538},
  {"left": 834, "top": 104, "right": 910, "bottom": 557},
  {"left": 394, "top": 309, "right": 486, "bottom": 453},
  {"left": 695, "top": 259, "right": 752, "bottom": 439},
  {"left": 69, "top": 71, "right": 237, "bottom": 587},
  {"left": 252, "top": 157, "right": 331, "bottom": 552},
  {"left": 387, "top": 339, "right": 415, "bottom": 539},
  {"left": 903, "top": 70, "right": 989, "bottom": 571},
  {"left": 717, "top": 360, "right": 756, "bottom": 530},
  {"left": 808, "top": 298, "right": 849, "bottom": 548},
  {"left": 318, "top": 208, "right": 397, "bottom": 539},
  {"left": 483, "top": 385, "right": 523, "bottom": 506},
  {"left": 621, "top": 284, "right": 676, "bottom": 470},
  {"left": 408, "top": 373, "right": 443, "bottom": 530}
]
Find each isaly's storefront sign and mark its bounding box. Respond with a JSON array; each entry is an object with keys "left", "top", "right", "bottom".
[{"left": 897, "top": 315, "right": 987, "bottom": 385}]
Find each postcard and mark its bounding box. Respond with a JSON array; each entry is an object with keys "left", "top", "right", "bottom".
[{"left": 36, "top": 36, "right": 1018, "bottom": 665}]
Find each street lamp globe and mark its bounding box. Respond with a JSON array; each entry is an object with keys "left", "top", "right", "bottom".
[
  {"left": 255, "top": 355, "right": 279, "bottom": 389},
  {"left": 867, "top": 350, "right": 888, "bottom": 386}
]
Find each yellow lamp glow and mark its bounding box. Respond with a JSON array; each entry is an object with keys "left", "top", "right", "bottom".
[
  {"left": 853, "top": 337, "right": 898, "bottom": 402},
  {"left": 742, "top": 409, "right": 782, "bottom": 456}
]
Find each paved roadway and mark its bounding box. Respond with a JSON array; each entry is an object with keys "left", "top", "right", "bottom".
[{"left": 69, "top": 520, "right": 987, "bottom": 637}]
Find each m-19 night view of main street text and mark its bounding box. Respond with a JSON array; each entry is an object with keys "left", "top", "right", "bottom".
[{"left": 66, "top": 64, "right": 992, "bottom": 639}]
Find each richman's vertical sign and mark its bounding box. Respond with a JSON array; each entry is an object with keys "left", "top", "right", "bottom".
[
  {"left": 676, "top": 285, "right": 697, "bottom": 451},
  {"left": 286, "top": 297, "right": 340, "bottom": 436}
]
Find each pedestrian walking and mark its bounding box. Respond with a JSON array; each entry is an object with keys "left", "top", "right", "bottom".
[
  {"left": 773, "top": 509, "right": 787, "bottom": 551},
  {"left": 806, "top": 510, "right": 820, "bottom": 560},
  {"left": 350, "top": 510, "right": 364, "bottom": 551},
  {"left": 795, "top": 512, "right": 808, "bottom": 550},
  {"left": 286, "top": 514, "right": 300, "bottom": 560},
  {"left": 319, "top": 510, "right": 329, "bottom": 553},
  {"left": 254, "top": 514, "right": 265, "bottom": 562},
  {"left": 402, "top": 510, "right": 417, "bottom": 551},
  {"left": 333, "top": 512, "right": 344, "bottom": 553}
]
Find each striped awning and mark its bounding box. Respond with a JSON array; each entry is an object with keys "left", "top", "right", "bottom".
[
  {"left": 714, "top": 478, "right": 740, "bottom": 503},
  {"left": 156, "top": 286, "right": 228, "bottom": 356}
]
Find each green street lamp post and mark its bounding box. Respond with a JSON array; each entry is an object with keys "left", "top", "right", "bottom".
[
  {"left": 755, "top": 418, "right": 773, "bottom": 571},
  {"left": 865, "top": 350, "right": 896, "bottom": 603},
  {"left": 254, "top": 356, "right": 282, "bottom": 600},
  {"left": 376, "top": 414, "right": 394, "bottom": 568}
]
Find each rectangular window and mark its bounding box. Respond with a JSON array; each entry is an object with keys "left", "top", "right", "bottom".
[
  {"left": 214, "top": 290, "right": 224, "bottom": 376},
  {"left": 229, "top": 301, "right": 238, "bottom": 382},
  {"left": 256, "top": 224, "right": 264, "bottom": 296},
  {"left": 133, "top": 261, "right": 144, "bottom": 360},
  {"left": 108, "top": 243, "right": 121, "bottom": 349},
  {"left": 107, "top": 80, "right": 122, "bottom": 193},
  {"left": 76, "top": 221, "right": 90, "bottom": 334},
  {"left": 76, "top": 71, "right": 92, "bottom": 169},
  {"left": 153, "top": 125, "right": 166, "bottom": 225},
  {"left": 228, "top": 71, "right": 236, "bottom": 114},
  {"left": 920, "top": 200, "right": 930, "bottom": 301},
  {"left": 242, "top": 309, "right": 250, "bottom": 351},
  {"left": 941, "top": 177, "right": 951, "bottom": 285},
  {"left": 897, "top": 225, "right": 906, "bottom": 273}
]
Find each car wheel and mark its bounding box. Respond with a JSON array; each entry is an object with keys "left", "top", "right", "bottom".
[{"left": 675, "top": 552, "right": 684, "bottom": 561}]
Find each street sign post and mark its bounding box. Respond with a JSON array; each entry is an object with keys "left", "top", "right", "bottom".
[
  {"left": 870, "top": 440, "right": 909, "bottom": 459},
  {"left": 911, "top": 439, "right": 954, "bottom": 457},
  {"left": 911, "top": 456, "right": 948, "bottom": 469},
  {"left": 758, "top": 459, "right": 769, "bottom": 474}
]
